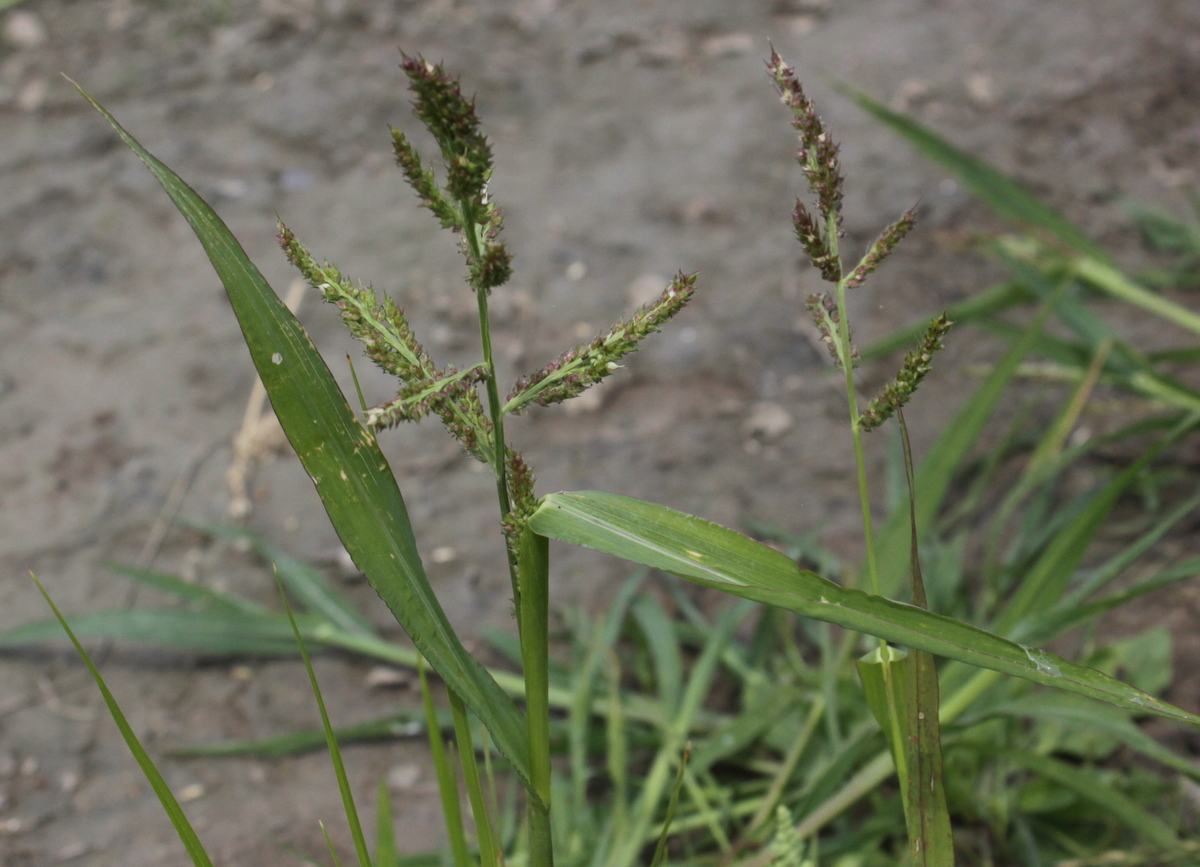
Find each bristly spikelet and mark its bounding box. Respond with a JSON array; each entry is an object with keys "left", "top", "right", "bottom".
[
  {"left": 805, "top": 293, "right": 856, "bottom": 368},
  {"left": 858, "top": 314, "right": 953, "bottom": 432},
  {"left": 278, "top": 220, "right": 437, "bottom": 383},
  {"left": 500, "top": 450, "right": 538, "bottom": 589},
  {"left": 397, "top": 53, "right": 512, "bottom": 294},
  {"left": 365, "top": 365, "right": 488, "bottom": 428},
  {"left": 793, "top": 199, "right": 841, "bottom": 282},
  {"left": 768, "top": 50, "right": 845, "bottom": 232},
  {"left": 390, "top": 126, "right": 460, "bottom": 230},
  {"left": 845, "top": 207, "right": 917, "bottom": 289},
  {"left": 399, "top": 53, "right": 493, "bottom": 205},
  {"left": 505, "top": 272, "right": 698, "bottom": 413},
  {"left": 473, "top": 206, "right": 513, "bottom": 291}
]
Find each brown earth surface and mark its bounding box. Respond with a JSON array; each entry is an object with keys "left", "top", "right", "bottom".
[{"left": 2, "top": 1, "right": 1200, "bottom": 865}]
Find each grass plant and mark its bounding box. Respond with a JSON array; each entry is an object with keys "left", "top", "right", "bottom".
[{"left": 10, "top": 52, "right": 1200, "bottom": 866}]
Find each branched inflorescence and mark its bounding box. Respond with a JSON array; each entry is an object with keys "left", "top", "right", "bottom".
[
  {"left": 278, "top": 220, "right": 493, "bottom": 461},
  {"left": 772, "top": 48, "right": 950, "bottom": 435},
  {"left": 769, "top": 49, "right": 845, "bottom": 281},
  {"left": 858, "top": 314, "right": 953, "bottom": 432},
  {"left": 393, "top": 53, "right": 512, "bottom": 293},
  {"left": 505, "top": 272, "right": 698, "bottom": 413},
  {"left": 281, "top": 52, "right": 700, "bottom": 540}
]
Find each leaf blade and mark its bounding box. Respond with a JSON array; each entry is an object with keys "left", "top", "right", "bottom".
[
  {"left": 75, "top": 83, "right": 534, "bottom": 795},
  {"left": 530, "top": 491, "right": 1200, "bottom": 726}
]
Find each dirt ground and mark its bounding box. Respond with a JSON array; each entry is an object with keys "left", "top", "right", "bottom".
[{"left": 2, "top": 0, "right": 1199, "bottom": 864}]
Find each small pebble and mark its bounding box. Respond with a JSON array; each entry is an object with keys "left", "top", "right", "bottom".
[
  {"left": 743, "top": 403, "right": 793, "bottom": 439},
  {"left": 387, "top": 763, "right": 421, "bottom": 791},
  {"left": 365, "top": 666, "right": 411, "bottom": 689},
  {"left": 3, "top": 10, "right": 47, "bottom": 49}
]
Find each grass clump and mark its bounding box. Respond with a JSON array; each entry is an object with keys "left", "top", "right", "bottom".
[{"left": 8, "top": 49, "right": 1200, "bottom": 867}]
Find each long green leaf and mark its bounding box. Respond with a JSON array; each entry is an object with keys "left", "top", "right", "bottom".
[
  {"left": 1001, "top": 750, "right": 1179, "bottom": 849},
  {"left": 840, "top": 83, "right": 1104, "bottom": 259},
  {"left": 190, "top": 521, "right": 375, "bottom": 637},
  {"left": 529, "top": 491, "right": 1200, "bottom": 726},
  {"left": 31, "top": 576, "right": 215, "bottom": 867},
  {"left": 281, "top": 580, "right": 373, "bottom": 867},
  {"left": 0, "top": 608, "right": 318, "bottom": 655},
  {"left": 898, "top": 410, "right": 954, "bottom": 867},
  {"left": 76, "top": 84, "right": 534, "bottom": 798}
]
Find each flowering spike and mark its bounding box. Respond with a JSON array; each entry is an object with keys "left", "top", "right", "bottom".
[
  {"left": 768, "top": 50, "right": 845, "bottom": 230},
  {"left": 845, "top": 207, "right": 917, "bottom": 289},
  {"left": 279, "top": 220, "right": 437, "bottom": 382},
  {"left": 505, "top": 272, "right": 698, "bottom": 414},
  {"left": 399, "top": 53, "right": 493, "bottom": 208},
  {"left": 390, "top": 126, "right": 460, "bottom": 230},
  {"left": 793, "top": 200, "right": 841, "bottom": 282},
  {"left": 806, "top": 293, "right": 857, "bottom": 369},
  {"left": 858, "top": 315, "right": 953, "bottom": 432}
]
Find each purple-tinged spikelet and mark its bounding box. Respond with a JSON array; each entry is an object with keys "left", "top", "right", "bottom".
[
  {"left": 806, "top": 293, "right": 857, "bottom": 369},
  {"left": 858, "top": 314, "right": 952, "bottom": 432},
  {"left": 768, "top": 50, "right": 845, "bottom": 231},
  {"left": 500, "top": 449, "right": 539, "bottom": 587},
  {"left": 506, "top": 272, "right": 698, "bottom": 412},
  {"left": 399, "top": 54, "right": 493, "bottom": 205},
  {"left": 845, "top": 207, "right": 917, "bottom": 290},
  {"left": 793, "top": 200, "right": 841, "bottom": 282},
  {"left": 390, "top": 126, "right": 460, "bottom": 230}
]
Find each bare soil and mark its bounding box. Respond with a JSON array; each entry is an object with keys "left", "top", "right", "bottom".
[{"left": 2, "top": 1, "right": 1199, "bottom": 865}]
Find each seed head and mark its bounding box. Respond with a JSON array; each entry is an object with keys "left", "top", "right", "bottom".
[
  {"left": 399, "top": 53, "right": 493, "bottom": 207},
  {"left": 845, "top": 207, "right": 917, "bottom": 290},
  {"left": 506, "top": 272, "right": 698, "bottom": 412},
  {"left": 768, "top": 50, "right": 845, "bottom": 230},
  {"left": 858, "top": 314, "right": 952, "bottom": 432},
  {"left": 793, "top": 199, "right": 841, "bottom": 282}
]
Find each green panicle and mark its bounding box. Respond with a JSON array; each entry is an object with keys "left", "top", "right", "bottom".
[
  {"left": 858, "top": 314, "right": 953, "bottom": 432},
  {"left": 846, "top": 207, "right": 918, "bottom": 289},
  {"left": 390, "top": 125, "right": 460, "bottom": 230},
  {"left": 399, "top": 53, "right": 494, "bottom": 207},
  {"left": 506, "top": 272, "right": 698, "bottom": 413}
]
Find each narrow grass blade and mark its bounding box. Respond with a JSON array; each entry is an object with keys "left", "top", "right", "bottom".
[
  {"left": 30, "top": 575, "right": 215, "bottom": 867},
  {"left": 995, "top": 414, "right": 1197, "bottom": 637},
  {"left": 977, "top": 693, "right": 1200, "bottom": 783},
  {"left": 898, "top": 409, "right": 954, "bottom": 866},
  {"left": 448, "top": 690, "right": 499, "bottom": 867},
  {"left": 612, "top": 601, "right": 752, "bottom": 867},
  {"left": 632, "top": 595, "right": 684, "bottom": 714},
  {"left": 1001, "top": 750, "right": 1179, "bottom": 849},
  {"left": 101, "top": 562, "right": 266, "bottom": 614},
  {"left": 530, "top": 491, "right": 1200, "bottom": 726},
  {"left": 1072, "top": 253, "right": 1200, "bottom": 339},
  {"left": 191, "top": 521, "right": 375, "bottom": 636},
  {"left": 322, "top": 821, "right": 346, "bottom": 867},
  {"left": 420, "top": 657, "right": 472, "bottom": 867},
  {"left": 280, "top": 580, "right": 373, "bottom": 867},
  {"left": 169, "top": 711, "right": 431, "bottom": 759},
  {"left": 74, "top": 84, "right": 533, "bottom": 795},
  {"left": 840, "top": 83, "right": 1104, "bottom": 259},
  {"left": 0, "top": 608, "right": 320, "bottom": 655},
  {"left": 376, "top": 780, "right": 400, "bottom": 867},
  {"left": 649, "top": 745, "right": 691, "bottom": 867}
]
